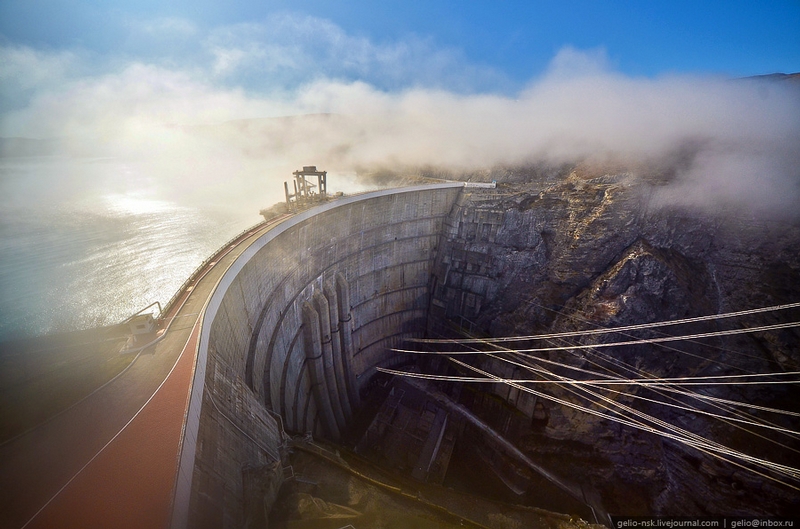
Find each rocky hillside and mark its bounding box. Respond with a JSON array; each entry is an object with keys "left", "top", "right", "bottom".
[{"left": 423, "top": 163, "right": 800, "bottom": 516}]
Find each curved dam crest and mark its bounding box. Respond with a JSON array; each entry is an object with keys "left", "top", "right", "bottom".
[{"left": 175, "top": 183, "right": 465, "bottom": 527}]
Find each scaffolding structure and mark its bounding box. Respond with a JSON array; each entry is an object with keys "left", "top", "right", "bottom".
[{"left": 285, "top": 166, "right": 327, "bottom": 207}]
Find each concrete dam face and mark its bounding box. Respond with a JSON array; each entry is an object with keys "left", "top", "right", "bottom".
[
  {"left": 177, "top": 184, "right": 473, "bottom": 526},
  {"left": 175, "top": 176, "right": 800, "bottom": 526}
]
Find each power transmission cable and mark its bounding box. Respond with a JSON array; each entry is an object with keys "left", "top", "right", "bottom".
[
  {"left": 656, "top": 386, "right": 800, "bottom": 418},
  {"left": 523, "top": 331, "right": 800, "bottom": 439},
  {"left": 504, "top": 322, "right": 800, "bottom": 451},
  {"left": 503, "top": 346, "right": 800, "bottom": 478},
  {"left": 479, "top": 353, "right": 800, "bottom": 480},
  {"left": 394, "top": 320, "right": 800, "bottom": 355},
  {"left": 444, "top": 354, "right": 800, "bottom": 488},
  {"left": 488, "top": 300, "right": 800, "bottom": 456},
  {"left": 410, "top": 302, "right": 800, "bottom": 344},
  {"left": 425, "top": 319, "right": 800, "bottom": 435},
  {"left": 529, "top": 299, "right": 798, "bottom": 371},
  {"left": 406, "top": 325, "right": 800, "bottom": 458},
  {"left": 444, "top": 297, "right": 799, "bottom": 397},
  {"left": 428, "top": 317, "right": 800, "bottom": 450},
  {"left": 531, "top": 301, "right": 790, "bottom": 400},
  {"left": 380, "top": 363, "right": 800, "bottom": 386},
  {"left": 526, "top": 303, "right": 800, "bottom": 450},
  {"left": 378, "top": 365, "right": 800, "bottom": 432},
  {"left": 526, "top": 301, "right": 800, "bottom": 442},
  {"left": 449, "top": 327, "right": 799, "bottom": 475},
  {"left": 582, "top": 383, "right": 800, "bottom": 435},
  {"left": 582, "top": 348, "right": 800, "bottom": 434},
  {"left": 402, "top": 324, "right": 800, "bottom": 489},
  {"left": 427, "top": 328, "right": 700, "bottom": 468}
]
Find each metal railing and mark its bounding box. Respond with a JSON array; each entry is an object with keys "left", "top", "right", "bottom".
[
  {"left": 158, "top": 217, "right": 279, "bottom": 320},
  {"left": 121, "top": 301, "right": 162, "bottom": 324}
]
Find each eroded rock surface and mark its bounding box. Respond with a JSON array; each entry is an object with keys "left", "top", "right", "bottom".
[{"left": 426, "top": 166, "right": 800, "bottom": 516}]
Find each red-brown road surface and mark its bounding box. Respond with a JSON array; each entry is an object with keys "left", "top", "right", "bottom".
[
  {"left": 0, "top": 215, "right": 290, "bottom": 529},
  {"left": 26, "top": 320, "right": 200, "bottom": 529}
]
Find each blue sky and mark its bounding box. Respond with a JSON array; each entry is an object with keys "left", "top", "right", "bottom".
[
  {"left": 1, "top": 1, "right": 798, "bottom": 117},
  {"left": 1, "top": 0, "right": 798, "bottom": 89}
]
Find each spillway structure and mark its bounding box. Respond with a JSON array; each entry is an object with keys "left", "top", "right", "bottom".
[{"left": 174, "top": 182, "right": 498, "bottom": 527}]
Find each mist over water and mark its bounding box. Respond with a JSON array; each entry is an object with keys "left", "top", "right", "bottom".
[
  {"left": 1, "top": 16, "right": 799, "bottom": 340},
  {"left": 0, "top": 154, "right": 372, "bottom": 341},
  {"left": 0, "top": 157, "right": 259, "bottom": 341}
]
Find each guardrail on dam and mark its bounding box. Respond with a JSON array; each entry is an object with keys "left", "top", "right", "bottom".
[{"left": 172, "top": 183, "right": 465, "bottom": 528}]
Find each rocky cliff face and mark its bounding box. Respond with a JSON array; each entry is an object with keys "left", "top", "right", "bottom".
[{"left": 426, "top": 165, "right": 800, "bottom": 516}]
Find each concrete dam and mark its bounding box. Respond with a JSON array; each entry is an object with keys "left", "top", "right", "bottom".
[
  {"left": 5, "top": 179, "right": 599, "bottom": 529},
  {"left": 174, "top": 171, "right": 800, "bottom": 525},
  {"left": 7, "top": 170, "right": 795, "bottom": 527},
  {"left": 175, "top": 182, "right": 542, "bottom": 527}
]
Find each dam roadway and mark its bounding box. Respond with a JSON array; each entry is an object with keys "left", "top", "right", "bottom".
[{"left": 0, "top": 182, "right": 475, "bottom": 528}]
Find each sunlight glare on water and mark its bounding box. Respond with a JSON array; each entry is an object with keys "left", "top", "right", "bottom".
[{"left": 0, "top": 157, "right": 260, "bottom": 341}]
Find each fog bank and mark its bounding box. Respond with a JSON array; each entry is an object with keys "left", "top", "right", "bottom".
[{"left": 2, "top": 39, "right": 798, "bottom": 217}]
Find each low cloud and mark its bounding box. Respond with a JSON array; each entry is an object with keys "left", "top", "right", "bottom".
[
  {"left": 1, "top": 14, "right": 798, "bottom": 216},
  {"left": 203, "top": 13, "right": 510, "bottom": 92},
  {"left": 0, "top": 45, "right": 82, "bottom": 113}
]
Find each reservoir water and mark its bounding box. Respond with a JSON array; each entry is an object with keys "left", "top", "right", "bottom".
[{"left": 0, "top": 156, "right": 264, "bottom": 341}]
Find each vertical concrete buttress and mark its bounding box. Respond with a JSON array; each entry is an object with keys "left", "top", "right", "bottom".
[
  {"left": 335, "top": 273, "right": 361, "bottom": 409},
  {"left": 301, "top": 301, "right": 340, "bottom": 440},
  {"left": 312, "top": 292, "right": 347, "bottom": 435},
  {"left": 324, "top": 280, "right": 353, "bottom": 423}
]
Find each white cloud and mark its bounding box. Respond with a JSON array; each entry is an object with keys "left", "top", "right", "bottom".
[
  {"left": 127, "top": 16, "right": 198, "bottom": 38},
  {"left": 545, "top": 46, "right": 613, "bottom": 79},
  {"left": 1, "top": 19, "right": 798, "bottom": 217},
  {"left": 0, "top": 45, "right": 81, "bottom": 113},
  {"left": 1, "top": 46, "right": 74, "bottom": 88},
  {"left": 202, "top": 13, "right": 509, "bottom": 92}
]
